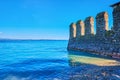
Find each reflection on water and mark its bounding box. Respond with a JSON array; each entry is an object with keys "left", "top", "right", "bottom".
[{"left": 68, "top": 51, "right": 120, "bottom": 66}]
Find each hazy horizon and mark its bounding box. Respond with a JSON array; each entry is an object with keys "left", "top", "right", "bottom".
[{"left": 0, "top": 38, "right": 68, "bottom": 40}]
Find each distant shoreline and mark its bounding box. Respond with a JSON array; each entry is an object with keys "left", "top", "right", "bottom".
[{"left": 0, "top": 39, "right": 68, "bottom": 41}]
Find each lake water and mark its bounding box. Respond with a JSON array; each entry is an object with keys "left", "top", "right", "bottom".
[{"left": 0, "top": 40, "right": 119, "bottom": 80}]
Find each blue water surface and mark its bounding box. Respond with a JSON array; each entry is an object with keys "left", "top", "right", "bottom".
[
  {"left": 0, "top": 40, "right": 119, "bottom": 80},
  {"left": 0, "top": 40, "right": 70, "bottom": 80}
]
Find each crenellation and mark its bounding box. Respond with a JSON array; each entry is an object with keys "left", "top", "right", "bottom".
[
  {"left": 84, "top": 16, "right": 94, "bottom": 36},
  {"left": 69, "top": 23, "right": 76, "bottom": 39},
  {"left": 96, "top": 12, "right": 109, "bottom": 38},
  {"left": 68, "top": 2, "right": 120, "bottom": 59},
  {"left": 76, "top": 20, "right": 85, "bottom": 38},
  {"left": 113, "top": 6, "right": 120, "bottom": 31}
]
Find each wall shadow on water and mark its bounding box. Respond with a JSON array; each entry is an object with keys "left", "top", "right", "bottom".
[{"left": 68, "top": 50, "right": 120, "bottom": 80}]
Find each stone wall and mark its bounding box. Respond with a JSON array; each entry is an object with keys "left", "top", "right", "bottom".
[
  {"left": 84, "top": 16, "right": 94, "bottom": 36},
  {"left": 67, "top": 9, "right": 120, "bottom": 58},
  {"left": 76, "top": 20, "right": 85, "bottom": 39},
  {"left": 96, "top": 12, "right": 108, "bottom": 38},
  {"left": 113, "top": 6, "right": 120, "bottom": 32},
  {"left": 69, "top": 23, "right": 76, "bottom": 39}
]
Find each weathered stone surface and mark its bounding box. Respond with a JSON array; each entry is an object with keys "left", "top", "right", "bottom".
[
  {"left": 69, "top": 23, "right": 76, "bottom": 39},
  {"left": 68, "top": 4, "right": 120, "bottom": 59},
  {"left": 84, "top": 16, "right": 94, "bottom": 36},
  {"left": 76, "top": 20, "right": 85, "bottom": 38},
  {"left": 96, "top": 12, "right": 108, "bottom": 38},
  {"left": 113, "top": 6, "right": 120, "bottom": 31}
]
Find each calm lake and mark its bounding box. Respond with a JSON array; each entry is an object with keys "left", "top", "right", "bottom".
[{"left": 0, "top": 40, "right": 119, "bottom": 80}]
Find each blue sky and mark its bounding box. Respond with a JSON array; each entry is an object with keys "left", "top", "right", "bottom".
[{"left": 0, "top": 0, "right": 119, "bottom": 39}]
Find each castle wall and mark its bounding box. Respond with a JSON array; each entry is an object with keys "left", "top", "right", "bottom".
[
  {"left": 76, "top": 20, "right": 85, "bottom": 38},
  {"left": 84, "top": 17, "right": 94, "bottom": 36},
  {"left": 67, "top": 10, "right": 120, "bottom": 58},
  {"left": 96, "top": 12, "right": 108, "bottom": 38},
  {"left": 113, "top": 6, "right": 120, "bottom": 31},
  {"left": 69, "top": 23, "right": 76, "bottom": 39}
]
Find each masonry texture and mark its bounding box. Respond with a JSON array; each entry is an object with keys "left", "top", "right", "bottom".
[{"left": 67, "top": 2, "right": 120, "bottom": 58}]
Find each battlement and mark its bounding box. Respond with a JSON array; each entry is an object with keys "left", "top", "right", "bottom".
[
  {"left": 69, "top": 1, "right": 120, "bottom": 41},
  {"left": 96, "top": 12, "right": 108, "bottom": 19},
  {"left": 84, "top": 16, "right": 94, "bottom": 36},
  {"left": 69, "top": 11, "right": 109, "bottom": 39},
  {"left": 69, "top": 23, "right": 76, "bottom": 39},
  {"left": 112, "top": 4, "right": 120, "bottom": 31},
  {"left": 76, "top": 20, "right": 85, "bottom": 38},
  {"left": 96, "top": 12, "right": 108, "bottom": 38},
  {"left": 68, "top": 2, "right": 120, "bottom": 58}
]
